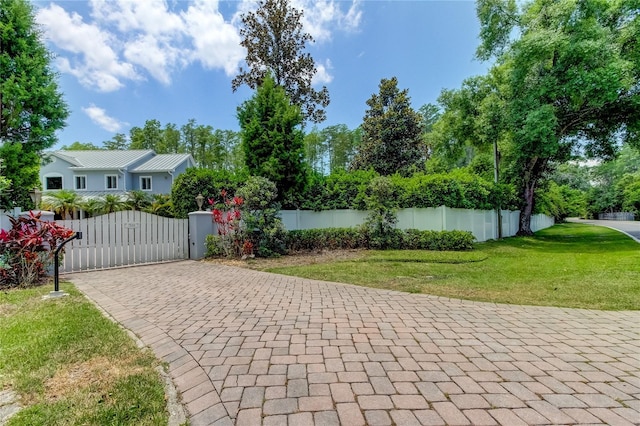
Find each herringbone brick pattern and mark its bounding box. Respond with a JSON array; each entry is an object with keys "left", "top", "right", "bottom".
[{"left": 68, "top": 261, "right": 640, "bottom": 425}]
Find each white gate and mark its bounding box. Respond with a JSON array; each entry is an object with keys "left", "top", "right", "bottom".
[{"left": 58, "top": 210, "right": 189, "bottom": 272}]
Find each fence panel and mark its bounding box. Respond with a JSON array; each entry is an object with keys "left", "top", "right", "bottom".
[
  {"left": 58, "top": 210, "right": 188, "bottom": 272},
  {"left": 279, "top": 208, "right": 554, "bottom": 242},
  {"left": 598, "top": 212, "right": 635, "bottom": 221}
]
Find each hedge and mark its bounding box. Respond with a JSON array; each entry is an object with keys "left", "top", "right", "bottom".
[
  {"left": 299, "top": 169, "right": 516, "bottom": 211},
  {"left": 171, "top": 168, "right": 248, "bottom": 218},
  {"left": 285, "top": 228, "right": 475, "bottom": 252}
]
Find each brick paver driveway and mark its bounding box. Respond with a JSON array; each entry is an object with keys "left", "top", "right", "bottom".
[{"left": 68, "top": 261, "right": 640, "bottom": 426}]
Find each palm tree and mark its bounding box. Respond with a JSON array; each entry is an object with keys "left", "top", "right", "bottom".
[
  {"left": 41, "top": 190, "right": 83, "bottom": 219},
  {"left": 126, "top": 190, "right": 151, "bottom": 211},
  {"left": 144, "top": 194, "right": 174, "bottom": 217},
  {"left": 81, "top": 198, "right": 102, "bottom": 218},
  {"left": 98, "top": 194, "right": 128, "bottom": 214}
]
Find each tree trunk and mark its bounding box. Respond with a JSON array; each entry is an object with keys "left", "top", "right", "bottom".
[{"left": 517, "top": 180, "right": 535, "bottom": 236}]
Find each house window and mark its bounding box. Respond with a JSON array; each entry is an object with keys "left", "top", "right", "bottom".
[
  {"left": 140, "top": 176, "right": 152, "bottom": 191},
  {"left": 105, "top": 175, "right": 118, "bottom": 190},
  {"left": 75, "top": 175, "right": 87, "bottom": 190},
  {"left": 45, "top": 176, "right": 63, "bottom": 190}
]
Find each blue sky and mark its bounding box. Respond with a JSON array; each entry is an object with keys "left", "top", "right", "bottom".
[{"left": 33, "top": 0, "right": 492, "bottom": 149}]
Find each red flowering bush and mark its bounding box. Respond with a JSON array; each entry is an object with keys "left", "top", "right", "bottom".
[
  {"left": 208, "top": 190, "right": 253, "bottom": 258},
  {"left": 0, "top": 211, "right": 74, "bottom": 289}
]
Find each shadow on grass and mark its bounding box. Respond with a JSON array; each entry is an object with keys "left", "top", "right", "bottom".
[{"left": 485, "top": 223, "right": 639, "bottom": 254}]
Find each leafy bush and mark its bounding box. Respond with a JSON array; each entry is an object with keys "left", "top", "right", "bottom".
[
  {"left": 395, "top": 170, "right": 499, "bottom": 210},
  {"left": 143, "top": 194, "right": 174, "bottom": 218},
  {"left": 204, "top": 177, "right": 287, "bottom": 258},
  {"left": 535, "top": 181, "right": 587, "bottom": 220},
  {"left": 300, "top": 169, "right": 377, "bottom": 210},
  {"left": 402, "top": 229, "right": 475, "bottom": 250},
  {"left": 205, "top": 235, "right": 225, "bottom": 257},
  {"left": 297, "top": 169, "right": 512, "bottom": 211},
  {"left": 236, "top": 176, "right": 287, "bottom": 257},
  {"left": 171, "top": 168, "right": 247, "bottom": 218},
  {"left": 127, "top": 190, "right": 152, "bottom": 211},
  {"left": 621, "top": 173, "right": 640, "bottom": 215},
  {"left": 0, "top": 212, "right": 74, "bottom": 289},
  {"left": 285, "top": 228, "right": 366, "bottom": 251},
  {"left": 361, "top": 176, "right": 400, "bottom": 249},
  {"left": 285, "top": 227, "right": 474, "bottom": 252}
]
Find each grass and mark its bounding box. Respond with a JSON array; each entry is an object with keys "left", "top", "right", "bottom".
[
  {"left": 261, "top": 223, "right": 640, "bottom": 310},
  {"left": 0, "top": 283, "right": 171, "bottom": 426}
]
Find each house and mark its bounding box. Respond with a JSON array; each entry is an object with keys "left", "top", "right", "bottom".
[{"left": 40, "top": 150, "right": 195, "bottom": 197}]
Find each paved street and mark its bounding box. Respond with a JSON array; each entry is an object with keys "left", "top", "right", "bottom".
[
  {"left": 567, "top": 218, "right": 640, "bottom": 242},
  {"left": 68, "top": 261, "right": 640, "bottom": 425}
]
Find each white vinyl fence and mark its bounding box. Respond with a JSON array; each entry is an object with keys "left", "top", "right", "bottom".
[{"left": 280, "top": 206, "right": 554, "bottom": 242}]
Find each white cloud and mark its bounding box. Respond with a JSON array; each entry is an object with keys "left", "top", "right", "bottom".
[
  {"left": 342, "top": 1, "right": 363, "bottom": 32},
  {"left": 90, "top": 0, "right": 184, "bottom": 35},
  {"left": 82, "top": 105, "right": 126, "bottom": 132},
  {"left": 90, "top": 0, "right": 187, "bottom": 84},
  {"left": 313, "top": 59, "right": 333, "bottom": 85},
  {"left": 293, "top": 0, "right": 363, "bottom": 42},
  {"left": 36, "top": 4, "right": 141, "bottom": 92},
  {"left": 234, "top": 0, "right": 362, "bottom": 43},
  {"left": 123, "top": 34, "right": 181, "bottom": 85},
  {"left": 182, "top": 0, "right": 245, "bottom": 75},
  {"left": 36, "top": 0, "right": 362, "bottom": 91}
]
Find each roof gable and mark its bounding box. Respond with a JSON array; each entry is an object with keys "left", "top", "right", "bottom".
[
  {"left": 131, "top": 154, "right": 195, "bottom": 172},
  {"left": 51, "top": 150, "right": 155, "bottom": 170}
]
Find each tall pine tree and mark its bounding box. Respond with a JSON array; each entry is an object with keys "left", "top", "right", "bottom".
[{"left": 237, "top": 74, "right": 307, "bottom": 205}]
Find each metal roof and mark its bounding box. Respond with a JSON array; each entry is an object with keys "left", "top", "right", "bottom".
[
  {"left": 51, "top": 151, "right": 82, "bottom": 166},
  {"left": 53, "top": 150, "right": 155, "bottom": 170},
  {"left": 131, "top": 154, "right": 194, "bottom": 172}
]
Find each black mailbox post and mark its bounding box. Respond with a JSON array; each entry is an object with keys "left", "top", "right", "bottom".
[{"left": 51, "top": 231, "right": 82, "bottom": 296}]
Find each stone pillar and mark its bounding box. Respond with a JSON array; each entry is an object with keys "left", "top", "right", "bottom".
[{"left": 188, "top": 211, "right": 216, "bottom": 260}]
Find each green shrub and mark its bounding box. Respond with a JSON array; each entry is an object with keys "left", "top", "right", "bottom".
[
  {"left": 284, "top": 227, "right": 475, "bottom": 252},
  {"left": 298, "top": 169, "right": 510, "bottom": 211},
  {"left": 285, "top": 228, "right": 364, "bottom": 251},
  {"left": 236, "top": 176, "right": 287, "bottom": 257},
  {"left": 300, "top": 169, "right": 378, "bottom": 210},
  {"left": 205, "top": 235, "right": 225, "bottom": 257},
  {"left": 171, "top": 168, "right": 247, "bottom": 218},
  {"left": 402, "top": 229, "right": 475, "bottom": 250},
  {"left": 361, "top": 176, "right": 400, "bottom": 249}
]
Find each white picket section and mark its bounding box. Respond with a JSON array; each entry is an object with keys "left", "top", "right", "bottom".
[{"left": 58, "top": 210, "right": 188, "bottom": 273}]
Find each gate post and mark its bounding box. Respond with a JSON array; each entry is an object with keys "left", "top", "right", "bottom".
[{"left": 188, "top": 211, "right": 216, "bottom": 260}]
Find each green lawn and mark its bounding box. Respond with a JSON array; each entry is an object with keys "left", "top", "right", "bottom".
[
  {"left": 263, "top": 223, "right": 640, "bottom": 310},
  {"left": 0, "top": 284, "right": 171, "bottom": 426}
]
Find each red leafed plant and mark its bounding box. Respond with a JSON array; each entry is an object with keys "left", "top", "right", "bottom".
[
  {"left": 0, "top": 211, "right": 74, "bottom": 289},
  {"left": 209, "top": 190, "right": 253, "bottom": 258}
]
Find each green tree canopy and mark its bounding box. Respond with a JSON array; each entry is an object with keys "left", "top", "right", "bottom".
[
  {"left": 232, "top": 0, "right": 329, "bottom": 123},
  {"left": 1, "top": 0, "right": 68, "bottom": 208},
  {"left": 351, "top": 77, "right": 425, "bottom": 176},
  {"left": 129, "top": 119, "right": 162, "bottom": 150},
  {"left": 437, "top": 0, "right": 639, "bottom": 234},
  {"left": 237, "top": 74, "right": 307, "bottom": 205},
  {"left": 102, "top": 133, "right": 128, "bottom": 150},
  {"left": 304, "top": 124, "right": 361, "bottom": 175},
  {"left": 60, "top": 141, "right": 102, "bottom": 150}
]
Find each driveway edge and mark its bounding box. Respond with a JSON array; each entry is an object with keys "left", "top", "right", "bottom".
[{"left": 75, "top": 282, "right": 230, "bottom": 426}]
